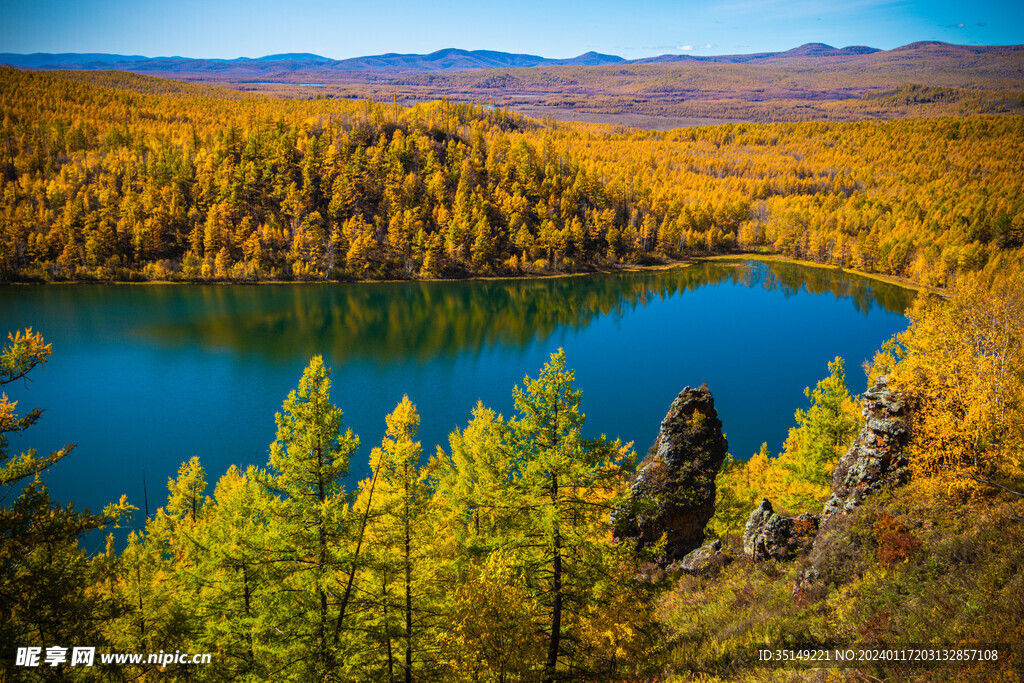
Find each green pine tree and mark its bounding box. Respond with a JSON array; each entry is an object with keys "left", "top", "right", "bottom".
[
  {"left": 363, "top": 396, "right": 434, "bottom": 682},
  {"left": 0, "top": 329, "right": 132, "bottom": 674},
  {"left": 507, "top": 349, "right": 636, "bottom": 680},
  {"left": 261, "top": 355, "right": 360, "bottom": 681}
]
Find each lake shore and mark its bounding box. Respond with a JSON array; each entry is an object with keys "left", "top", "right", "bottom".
[
  {"left": 700, "top": 253, "right": 942, "bottom": 296},
  {"left": 1, "top": 252, "right": 934, "bottom": 294},
  {"left": 3, "top": 258, "right": 917, "bottom": 538}
]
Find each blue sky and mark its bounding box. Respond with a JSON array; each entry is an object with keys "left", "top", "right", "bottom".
[{"left": 1, "top": 0, "right": 1021, "bottom": 60}]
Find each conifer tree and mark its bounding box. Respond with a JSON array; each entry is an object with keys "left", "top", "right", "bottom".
[
  {"left": 0, "top": 329, "right": 132, "bottom": 674},
  {"left": 773, "top": 356, "right": 860, "bottom": 511},
  {"left": 433, "top": 402, "right": 518, "bottom": 557},
  {"left": 507, "top": 349, "right": 635, "bottom": 680},
  {"left": 261, "top": 355, "right": 360, "bottom": 681},
  {"left": 193, "top": 464, "right": 273, "bottom": 679},
  {"left": 364, "top": 396, "right": 433, "bottom": 682}
]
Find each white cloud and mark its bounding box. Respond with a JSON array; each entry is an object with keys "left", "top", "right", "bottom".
[{"left": 678, "top": 45, "right": 695, "bottom": 51}]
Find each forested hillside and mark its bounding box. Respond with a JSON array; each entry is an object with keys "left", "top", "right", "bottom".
[
  {"left": 2, "top": 68, "right": 1023, "bottom": 285},
  {"left": 3, "top": 62, "right": 1023, "bottom": 672}
]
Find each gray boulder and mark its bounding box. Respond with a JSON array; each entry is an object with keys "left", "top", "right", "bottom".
[
  {"left": 677, "top": 539, "right": 732, "bottom": 575},
  {"left": 820, "top": 375, "right": 909, "bottom": 530},
  {"left": 743, "top": 499, "right": 819, "bottom": 561},
  {"left": 613, "top": 385, "right": 729, "bottom": 564}
]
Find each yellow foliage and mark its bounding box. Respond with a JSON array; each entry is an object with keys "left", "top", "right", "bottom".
[
  {"left": 890, "top": 270, "right": 1024, "bottom": 496},
  {"left": 711, "top": 358, "right": 862, "bottom": 535},
  {"left": 708, "top": 444, "right": 774, "bottom": 538},
  {"left": 437, "top": 551, "right": 545, "bottom": 681},
  {"left": 574, "top": 579, "right": 663, "bottom": 674},
  {"left": 4, "top": 68, "right": 1024, "bottom": 284}
]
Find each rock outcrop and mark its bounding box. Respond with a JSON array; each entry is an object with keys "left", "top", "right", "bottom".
[
  {"left": 678, "top": 539, "right": 732, "bottom": 575},
  {"left": 743, "top": 499, "right": 819, "bottom": 561},
  {"left": 613, "top": 385, "right": 729, "bottom": 564},
  {"left": 744, "top": 376, "right": 909, "bottom": 565},
  {"left": 792, "top": 566, "right": 822, "bottom": 606},
  {"left": 820, "top": 375, "right": 909, "bottom": 531},
  {"left": 791, "top": 377, "right": 912, "bottom": 597}
]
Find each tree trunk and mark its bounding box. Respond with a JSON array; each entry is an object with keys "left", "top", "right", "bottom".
[
  {"left": 544, "top": 474, "right": 562, "bottom": 683},
  {"left": 404, "top": 470, "right": 413, "bottom": 683},
  {"left": 384, "top": 572, "right": 395, "bottom": 683},
  {"left": 335, "top": 455, "right": 382, "bottom": 641}
]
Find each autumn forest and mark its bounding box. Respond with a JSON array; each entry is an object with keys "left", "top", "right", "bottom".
[
  {"left": 2, "top": 68, "right": 1023, "bottom": 287},
  {"left": 2, "top": 58, "right": 1024, "bottom": 682}
]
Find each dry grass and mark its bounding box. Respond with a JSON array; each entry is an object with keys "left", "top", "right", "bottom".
[{"left": 657, "top": 481, "right": 1024, "bottom": 681}]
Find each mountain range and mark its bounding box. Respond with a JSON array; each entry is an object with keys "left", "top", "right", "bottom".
[
  {"left": 0, "top": 47, "right": 629, "bottom": 74},
  {"left": 0, "top": 43, "right": 933, "bottom": 74},
  {"left": 5, "top": 42, "right": 1021, "bottom": 125},
  {"left": 4, "top": 42, "right": 1021, "bottom": 81}
]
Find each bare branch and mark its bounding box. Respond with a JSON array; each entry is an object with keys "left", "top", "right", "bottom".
[{"left": 956, "top": 471, "right": 1024, "bottom": 499}]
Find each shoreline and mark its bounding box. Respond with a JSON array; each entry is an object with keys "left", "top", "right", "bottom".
[
  {"left": 0, "top": 258, "right": 699, "bottom": 287},
  {"left": 700, "top": 253, "right": 941, "bottom": 296},
  {"left": 0, "top": 253, "right": 932, "bottom": 293}
]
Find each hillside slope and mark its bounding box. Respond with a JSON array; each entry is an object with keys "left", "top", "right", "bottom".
[{"left": 5, "top": 42, "right": 1022, "bottom": 122}]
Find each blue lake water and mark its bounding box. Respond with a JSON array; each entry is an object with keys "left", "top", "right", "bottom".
[{"left": 1, "top": 260, "right": 915, "bottom": 545}]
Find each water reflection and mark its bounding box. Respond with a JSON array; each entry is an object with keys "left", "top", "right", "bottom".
[
  {"left": 134, "top": 261, "right": 915, "bottom": 362},
  {"left": 0, "top": 258, "right": 918, "bottom": 554}
]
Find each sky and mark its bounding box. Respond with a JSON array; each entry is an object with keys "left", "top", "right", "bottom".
[{"left": 1, "top": 0, "right": 1022, "bottom": 61}]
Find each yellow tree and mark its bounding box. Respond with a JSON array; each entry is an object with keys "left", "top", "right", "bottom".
[
  {"left": 708, "top": 444, "right": 774, "bottom": 537},
  {"left": 890, "top": 271, "right": 1024, "bottom": 497},
  {"left": 771, "top": 357, "right": 861, "bottom": 512},
  {"left": 261, "top": 355, "right": 360, "bottom": 680},
  {"left": 363, "top": 396, "right": 433, "bottom": 682},
  {"left": 439, "top": 550, "right": 545, "bottom": 681}
]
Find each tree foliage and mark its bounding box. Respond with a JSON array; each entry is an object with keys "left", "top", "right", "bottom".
[
  {"left": 0, "top": 329, "right": 131, "bottom": 677},
  {"left": 889, "top": 270, "right": 1024, "bottom": 498},
  {"left": 5, "top": 305, "right": 1023, "bottom": 679},
  {"left": 261, "top": 354, "right": 360, "bottom": 680},
  {"left": 710, "top": 357, "right": 861, "bottom": 535},
  {"left": 429, "top": 350, "right": 657, "bottom": 680},
  {"left": 771, "top": 357, "right": 861, "bottom": 511},
  {"left": 3, "top": 68, "right": 1023, "bottom": 285}
]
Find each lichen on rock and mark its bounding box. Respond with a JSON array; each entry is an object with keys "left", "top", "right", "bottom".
[
  {"left": 743, "top": 498, "right": 819, "bottom": 561},
  {"left": 677, "top": 539, "right": 732, "bottom": 575},
  {"left": 613, "top": 385, "right": 728, "bottom": 564},
  {"left": 820, "top": 375, "right": 910, "bottom": 531}
]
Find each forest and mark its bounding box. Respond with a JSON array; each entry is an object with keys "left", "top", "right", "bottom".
[
  {"left": 2, "top": 67, "right": 1023, "bottom": 287},
  {"left": 2, "top": 65, "right": 1024, "bottom": 681}
]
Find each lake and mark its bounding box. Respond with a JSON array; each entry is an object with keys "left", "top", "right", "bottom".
[{"left": 1, "top": 259, "right": 915, "bottom": 544}]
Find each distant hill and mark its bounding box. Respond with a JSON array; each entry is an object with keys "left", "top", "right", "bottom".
[
  {"left": 0, "top": 52, "right": 153, "bottom": 68},
  {"left": 6, "top": 42, "right": 1022, "bottom": 124},
  {"left": 0, "top": 44, "right": 894, "bottom": 74},
  {"left": 8, "top": 43, "right": 1023, "bottom": 79},
  {"left": 254, "top": 53, "right": 333, "bottom": 62},
  {"left": 0, "top": 47, "right": 626, "bottom": 75},
  {"left": 778, "top": 42, "right": 879, "bottom": 58},
  {"left": 632, "top": 43, "right": 881, "bottom": 64}
]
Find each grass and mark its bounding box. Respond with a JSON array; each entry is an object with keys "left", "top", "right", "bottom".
[{"left": 656, "top": 481, "right": 1024, "bottom": 682}]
